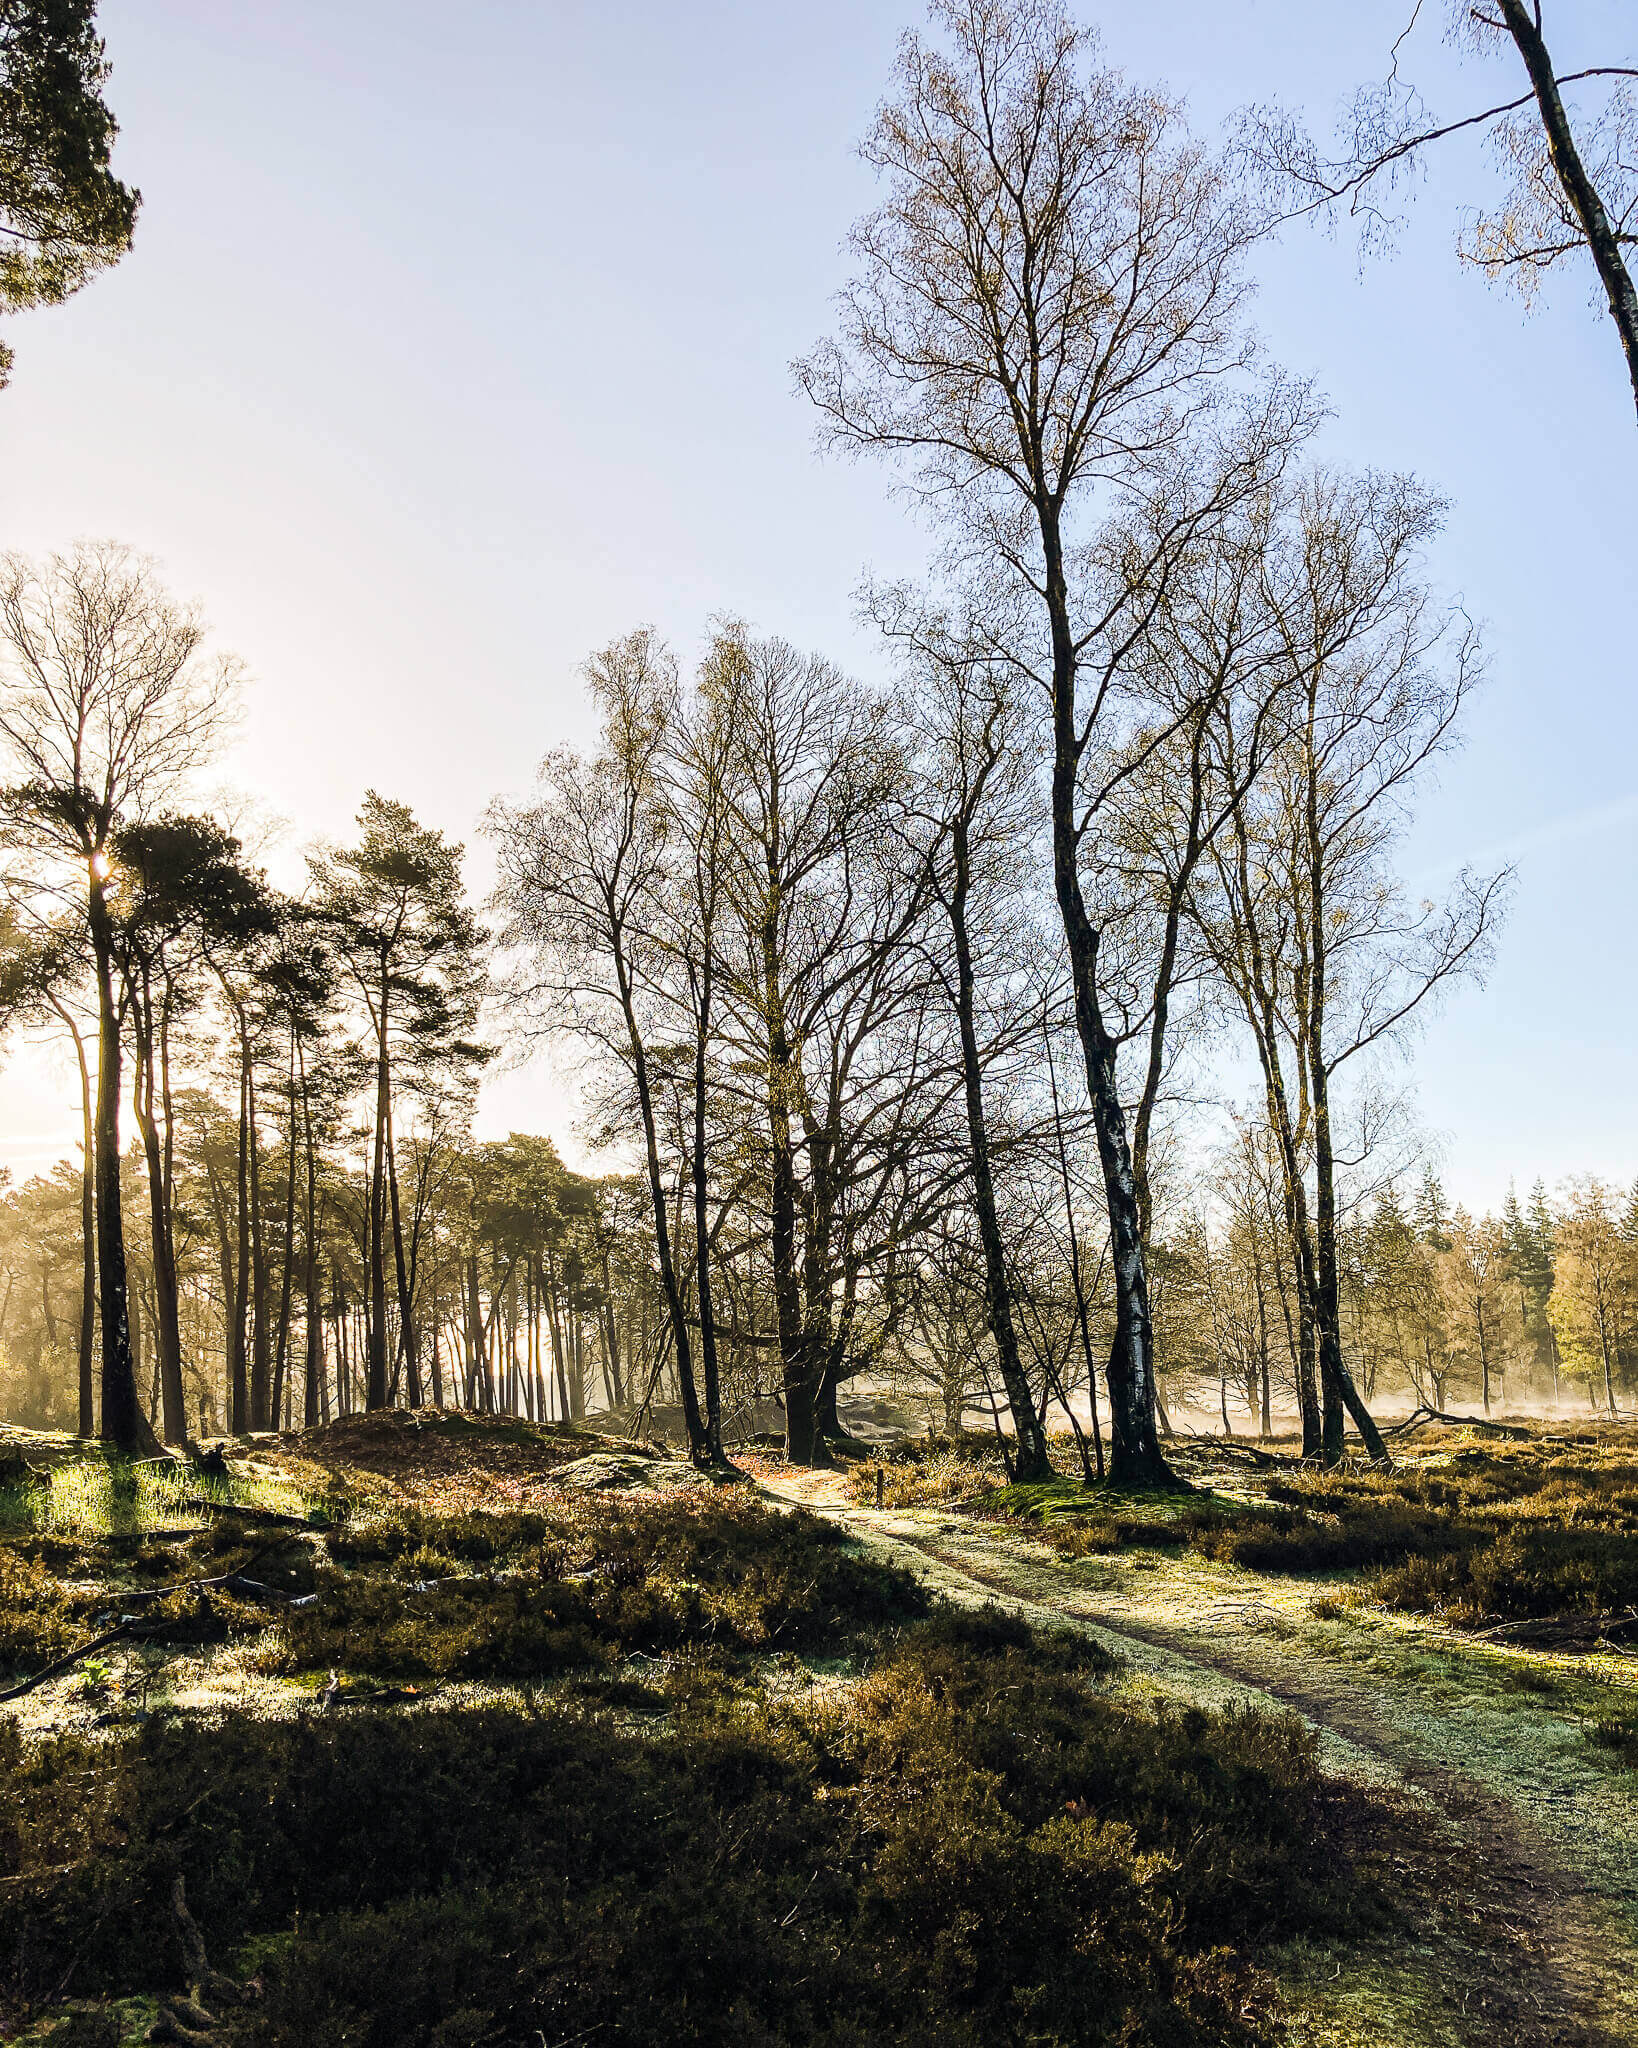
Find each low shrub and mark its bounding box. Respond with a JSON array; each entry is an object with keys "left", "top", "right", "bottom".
[
  {"left": 1374, "top": 1522, "right": 1638, "bottom": 1622},
  {"left": 1008, "top": 1433, "right": 1638, "bottom": 1629},
  {"left": 0, "top": 1603, "right": 1375, "bottom": 2047},
  {"left": 273, "top": 1496, "right": 927, "bottom": 1679},
  {"left": 1587, "top": 1704, "right": 1638, "bottom": 1770},
  {"left": 845, "top": 1437, "right": 1008, "bottom": 1510},
  {"left": 0, "top": 1548, "right": 80, "bottom": 1674}
]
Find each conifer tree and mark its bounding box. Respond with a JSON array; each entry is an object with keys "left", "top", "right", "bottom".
[{"left": 0, "top": 0, "right": 138, "bottom": 384}]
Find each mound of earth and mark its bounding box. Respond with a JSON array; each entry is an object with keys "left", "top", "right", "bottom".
[{"left": 276, "top": 1410, "right": 666, "bottom": 1514}]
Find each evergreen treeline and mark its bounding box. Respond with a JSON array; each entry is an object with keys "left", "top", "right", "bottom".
[{"left": 1169, "top": 1163, "right": 1638, "bottom": 1432}]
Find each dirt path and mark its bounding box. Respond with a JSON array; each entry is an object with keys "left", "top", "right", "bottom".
[{"left": 763, "top": 1471, "right": 1638, "bottom": 2047}]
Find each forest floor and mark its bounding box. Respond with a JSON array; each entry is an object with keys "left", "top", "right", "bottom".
[
  {"left": 0, "top": 1413, "right": 1633, "bottom": 2047},
  {"left": 764, "top": 1435, "right": 1638, "bottom": 2048}
]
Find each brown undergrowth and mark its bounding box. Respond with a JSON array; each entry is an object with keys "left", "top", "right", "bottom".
[
  {"left": 0, "top": 1425, "right": 1411, "bottom": 2047},
  {"left": 883, "top": 1424, "right": 1638, "bottom": 1643},
  {"left": 0, "top": 1610, "right": 1384, "bottom": 2048}
]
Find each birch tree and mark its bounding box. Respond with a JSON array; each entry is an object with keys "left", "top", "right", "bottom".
[
  {"left": 882, "top": 601, "right": 1054, "bottom": 1480},
  {"left": 799, "top": 0, "right": 1270, "bottom": 1483},
  {"left": 1242, "top": 1, "right": 1638, "bottom": 419},
  {"left": 491, "top": 633, "right": 714, "bottom": 1464},
  {"left": 1193, "top": 469, "right": 1505, "bottom": 1462}
]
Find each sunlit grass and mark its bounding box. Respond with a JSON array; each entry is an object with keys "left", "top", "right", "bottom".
[{"left": 0, "top": 1454, "right": 328, "bottom": 1540}]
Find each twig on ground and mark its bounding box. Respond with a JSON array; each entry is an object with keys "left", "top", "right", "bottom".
[
  {"left": 0, "top": 1624, "right": 139, "bottom": 1704},
  {"left": 184, "top": 1495, "right": 320, "bottom": 1529}
]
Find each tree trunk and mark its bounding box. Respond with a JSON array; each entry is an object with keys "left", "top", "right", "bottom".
[
  {"left": 366, "top": 972, "right": 391, "bottom": 1411},
  {"left": 272, "top": 1035, "right": 299, "bottom": 1429},
  {"left": 385, "top": 1109, "right": 423, "bottom": 1407},
  {"left": 1303, "top": 730, "right": 1388, "bottom": 1465},
  {"left": 612, "top": 923, "right": 708, "bottom": 1461},
  {"left": 1497, "top": 0, "right": 1638, "bottom": 417},
  {"left": 1597, "top": 1297, "right": 1618, "bottom": 1417},
  {"left": 1045, "top": 1017, "right": 1104, "bottom": 1479},
  {"left": 600, "top": 1253, "right": 625, "bottom": 1409},
  {"left": 464, "top": 1255, "right": 487, "bottom": 1411},
  {"left": 950, "top": 817, "right": 1051, "bottom": 1480},
  {"left": 58, "top": 1007, "right": 97, "bottom": 1437},
  {"left": 87, "top": 871, "right": 155, "bottom": 1455},
  {"left": 1251, "top": 1235, "right": 1272, "bottom": 1438},
  {"left": 543, "top": 1254, "right": 569, "bottom": 1421},
  {"left": 1477, "top": 1294, "right": 1492, "bottom": 1414},
  {"left": 1042, "top": 517, "right": 1170, "bottom": 1488},
  {"left": 690, "top": 953, "right": 725, "bottom": 1463},
  {"left": 1130, "top": 722, "right": 1209, "bottom": 1255},
  {"left": 1258, "top": 1036, "right": 1323, "bottom": 1457},
  {"left": 246, "top": 1042, "right": 272, "bottom": 1432},
  {"left": 229, "top": 1060, "right": 251, "bottom": 1433},
  {"left": 427, "top": 1217, "right": 444, "bottom": 1410},
  {"left": 297, "top": 1044, "right": 324, "bottom": 1428},
  {"left": 334, "top": 1276, "right": 351, "bottom": 1416},
  {"left": 132, "top": 1029, "right": 187, "bottom": 1445}
]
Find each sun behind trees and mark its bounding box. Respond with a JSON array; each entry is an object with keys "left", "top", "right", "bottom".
[
  {"left": 7, "top": 9, "right": 1638, "bottom": 2045},
  {"left": 1, "top": 0, "right": 1627, "bottom": 1476}
]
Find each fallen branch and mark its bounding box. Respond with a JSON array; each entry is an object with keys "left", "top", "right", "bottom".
[
  {"left": 1190, "top": 1440, "right": 1281, "bottom": 1468},
  {"left": 110, "top": 1540, "right": 294, "bottom": 1605},
  {"left": 1383, "top": 1405, "right": 1529, "bottom": 1439},
  {"left": 0, "top": 1624, "right": 139, "bottom": 1705},
  {"left": 1467, "top": 1605, "right": 1638, "bottom": 1649},
  {"left": 184, "top": 1495, "right": 320, "bottom": 1529}
]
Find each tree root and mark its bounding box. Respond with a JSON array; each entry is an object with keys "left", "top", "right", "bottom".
[{"left": 146, "top": 1876, "right": 260, "bottom": 2042}]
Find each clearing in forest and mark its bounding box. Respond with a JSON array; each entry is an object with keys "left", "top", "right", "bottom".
[{"left": 0, "top": 1413, "right": 1634, "bottom": 2047}]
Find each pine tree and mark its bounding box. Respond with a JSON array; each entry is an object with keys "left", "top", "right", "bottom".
[
  {"left": 1414, "top": 1167, "right": 1451, "bottom": 1251},
  {"left": 1500, "top": 1182, "right": 1526, "bottom": 1262},
  {"left": 1524, "top": 1180, "right": 1557, "bottom": 1316}
]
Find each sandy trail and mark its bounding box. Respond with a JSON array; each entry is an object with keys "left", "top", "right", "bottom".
[{"left": 762, "top": 1468, "right": 1638, "bottom": 2047}]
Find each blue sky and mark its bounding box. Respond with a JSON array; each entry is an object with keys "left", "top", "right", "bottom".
[{"left": 0, "top": 0, "right": 1633, "bottom": 1209}]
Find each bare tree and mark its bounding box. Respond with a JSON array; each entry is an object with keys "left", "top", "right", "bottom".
[
  {"left": 1192, "top": 468, "right": 1506, "bottom": 1462},
  {"left": 0, "top": 543, "right": 236, "bottom": 1451},
  {"left": 799, "top": 0, "right": 1268, "bottom": 1484},
  {"left": 706, "top": 626, "right": 926, "bottom": 1466},
  {"left": 491, "top": 632, "right": 712, "bottom": 1464},
  {"left": 1241, "top": 2, "right": 1638, "bottom": 417},
  {"left": 882, "top": 599, "right": 1055, "bottom": 1480},
  {"left": 661, "top": 658, "right": 741, "bottom": 1464}
]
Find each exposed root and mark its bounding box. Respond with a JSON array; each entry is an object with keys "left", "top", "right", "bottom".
[{"left": 146, "top": 1876, "right": 260, "bottom": 2041}]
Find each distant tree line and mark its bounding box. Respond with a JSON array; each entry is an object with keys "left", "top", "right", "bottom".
[
  {"left": 0, "top": 547, "right": 682, "bottom": 1449},
  {"left": 10, "top": 0, "right": 1636, "bottom": 1478},
  {"left": 1162, "top": 1162, "right": 1638, "bottom": 1432}
]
